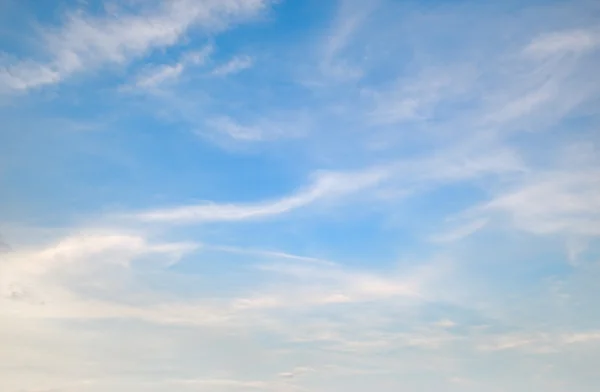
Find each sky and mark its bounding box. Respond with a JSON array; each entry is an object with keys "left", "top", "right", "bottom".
[{"left": 1, "top": 0, "right": 600, "bottom": 391}]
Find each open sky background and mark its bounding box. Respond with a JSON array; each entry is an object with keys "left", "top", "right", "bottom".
[{"left": 1, "top": 0, "right": 600, "bottom": 391}]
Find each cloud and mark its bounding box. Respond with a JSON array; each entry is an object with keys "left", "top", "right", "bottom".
[
  {"left": 3, "top": 1, "right": 600, "bottom": 391},
  {"left": 129, "top": 145, "right": 525, "bottom": 225},
  {"left": 134, "top": 63, "right": 185, "bottom": 89},
  {"left": 205, "top": 116, "right": 274, "bottom": 141},
  {"left": 0, "top": 0, "right": 271, "bottom": 92},
  {"left": 477, "top": 330, "right": 600, "bottom": 353},
  {"left": 0, "top": 234, "right": 11, "bottom": 252},
  {"left": 132, "top": 45, "right": 213, "bottom": 89},
  {"left": 133, "top": 167, "right": 389, "bottom": 223},
  {"left": 480, "top": 170, "right": 600, "bottom": 236},
  {"left": 2, "top": 223, "right": 600, "bottom": 391},
  {"left": 171, "top": 378, "right": 270, "bottom": 389},
  {"left": 524, "top": 28, "right": 600, "bottom": 57},
  {"left": 201, "top": 244, "right": 334, "bottom": 265},
  {"left": 317, "top": 0, "right": 378, "bottom": 81},
  {"left": 0, "top": 232, "right": 199, "bottom": 320},
  {"left": 204, "top": 114, "right": 307, "bottom": 142},
  {"left": 250, "top": 260, "right": 428, "bottom": 307},
  {"left": 211, "top": 55, "right": 254, "bottom": 76},
  {"left": 430, "top": 219, "right": 488, "bottom": 243},
  {"left": 368, "top": 66, "right": 475, "bottom": 125},
  {"left": 278, "top": 366, "right": 315, "bottom": 379},
  {"left": 0, "top": 226, "right": 427, "bottom": 325}
]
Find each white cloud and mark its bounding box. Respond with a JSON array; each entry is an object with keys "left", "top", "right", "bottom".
[
  {"left": 2, "top": 224, "right": 599, "bottom": 391},
  {"left": 211, "top": 55, "right": 254, "bottom": 76},
  {"left": 317, "top": 0, "right": 378, "bottom": 81},
  {"left": 205, "top": 116, "right": 268, "bottom": 141},
  {"left": 201, "top": 244, "right": 334, "bottom": 265},
  {"left": 133, "top": 167, "right": 389, "bottom": 223},
  {"left": 0, "top": 0, "right": 271, "bottom": 92},
  {"left": 430, "top": 219, "right": 488, "bottom": 243},
  {"left": 0, "top": 232, "right": 199, "bottom": 321},
  {"left": 3, "top": 2, "right": 600, "bottom": 390},
  {"left": 133, "top": 45, "right": 213, "bottom": 89},
  {"left": 433, "top": 319, "right": 457, "bottom": 328},
  {"left": 481, "top": 170, "right": 600, "bottom": 236},
  {"left": 477, "top": 330, "right": 600, "bottom": 353},
  {"left": 130, "top": 145, "right": 525, "bottom": 225},
  {"left": 524, "top": 28, "right": 600, "bottom": 57},
  {"left": 369, "top": 66, "right": 475, "bottom": 125},
  {"left": 0, "top": 226, "right": 429, "bottom": 325},
  {"left": 278, "top": 366, "right": 315, "bottom": 379},
  {"left": 134, "top": 63, "right": 185, "bottom": 89},
  {"left": 204, "top": 114, "right": 307, "bottom": 141},
  {"left": 252, "top": 260, "right": 427, "bottom": 307},
  {"left": 171, "top": 378, "right": 270, "bottom": 389}
]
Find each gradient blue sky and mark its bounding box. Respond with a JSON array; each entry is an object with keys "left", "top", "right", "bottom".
[{"left": 1, "top": 0, "right": 600, "bottom": 391}]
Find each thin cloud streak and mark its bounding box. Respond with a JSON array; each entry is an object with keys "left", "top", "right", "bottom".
[
  {"left": 133, "top": 168, "right": 390, "bottom": 223},
  {"left": 132, "top": 45, "right": 213, "bottom": 89},
  {"left": 0, "top": 0, "right": 271, "bottom": 92},
  {"left": 211, "top": 55, "right": 254, "bottom": 76}
]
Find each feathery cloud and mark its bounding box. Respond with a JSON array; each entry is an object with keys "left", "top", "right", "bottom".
[
  {"left": 211, "top": 55, "right": 254, "bottom": 76},
  {"left": 0, "top": 0, "right": 271, "bottom": 92}
]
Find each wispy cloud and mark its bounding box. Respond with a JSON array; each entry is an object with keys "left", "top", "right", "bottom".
[
  {"left": 0, "top": 226, "right": 432, "bottom": 327},
  {"left": 204, "top": 114, "right": 307, "bottom": 142},
  {"left": 131, "top": 147, "right": 523, "bottom": 225},
  {"left": 132, "top": 45, "right": 213, "bottom": 89},
  {"left": 480, "top": 170, "right": 600, "bottom": 236},
  {"left": 368, "top": 66, "right": 475, "bottom": 125},
  {"left": 134, "top": 63, "right": 185, "bottom": 89},
  {"left": 318, "top": 0, "right": 379, "bottom": 81},
  {"left": 478, "top": 330, "right": 600, "bottom": 353},
  {"left": 205, "top": 116, "right": 271, "bottom": 141},
  {"left": 524, "top": 28, "right": 600, "bottom": 57},
  {"left": 0, "top": 0, "right": 271, "bottom": 92},
  {"left": 3, "top": 0, "right": 600, "bottom": 391},
  {"left": 211, "top": 55, "right": 254, "bottom": 76},
  {"left": 133, "top": 167, "right": 389, "bottom": 223},
  {"left": 430, "top": 219, "right": 488, "bottom": 243}
]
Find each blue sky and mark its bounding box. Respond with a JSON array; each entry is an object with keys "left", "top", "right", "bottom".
[{"left": 1, "top": 0, "right": 600, "bottom": 391}]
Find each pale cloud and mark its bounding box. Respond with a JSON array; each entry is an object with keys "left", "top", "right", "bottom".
[
  {"left": 2, "top": 224, "right": 600, "bottom": 391},
  {"left": 2, "top": 1, "right": 600, "bottom": 391},
  {"left": 368, "top": 66, "right": 475, "bottom": 125},
  {"left": 278, "top": 366, "right": 315, "bottom": 379},
  {"left": 133, "top": 45, "right": 213, "bottom": 89},
  {"left": 0, "top": 227, "right": 428, "bottom": 326},
  {"left": 481, "top": 170, "right": 600, "bottom": 236},
  {"left": 205, "top": 116, "right": 270, "bottom": 141},
  {"left": 211, "top": 55, "right": 254, "bottom": 76},
  {"left": 0, "top": 62, "right": 61, "bottom": 91},
  {"left": 131, "top": 146, "right": 525, "bottom": 225},
  {"left": 479, "top": 31, "right": 600, "bottom": 130},
  {"left": 0, "top": 231, "right": 200, "bottom": 322},
  {"left": 135, "top": 63, "right": 185, "bottom": 89},
  {"left": 171, "top": 378, "right": 271, "bottom": 390},
  {"left": 251, "top": 260, "right": 428, "bottom": 307},
  {"left": 483, "top": 80, "right": 559, "bottom": 125},
  {"left": 477, "top": 330, "right": 600, "bottom": 353},
  {"left": 360, "top": 21, "right": 600, "bottom": 138},
  {"left": 204, "top": 114, "right": 307, "bottom": 141},
  {"left": 433, "top": 319, "right": 457, "bottom": 328},
  {"left": 133, "top": 167, "right": 389, "bottom": 223},
  {"left": 524, "top": 28, "right": 600, "bottom": 57},
  {"left": 318, "top": 0, "right": 378, "bottom": 81},
  {"left": 430, "top": 219, "right": 488, "bottom": 243},
  {"left": 201, "top": 244, "right": 334, "bottom": 265},
  {"left": 0, "top": 0, "right": 271, "bottom": 92}
]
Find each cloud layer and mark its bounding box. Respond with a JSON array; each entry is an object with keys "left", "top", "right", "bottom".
[{"left": 1, "top": 0, "right": 600, "bottom": 391}]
